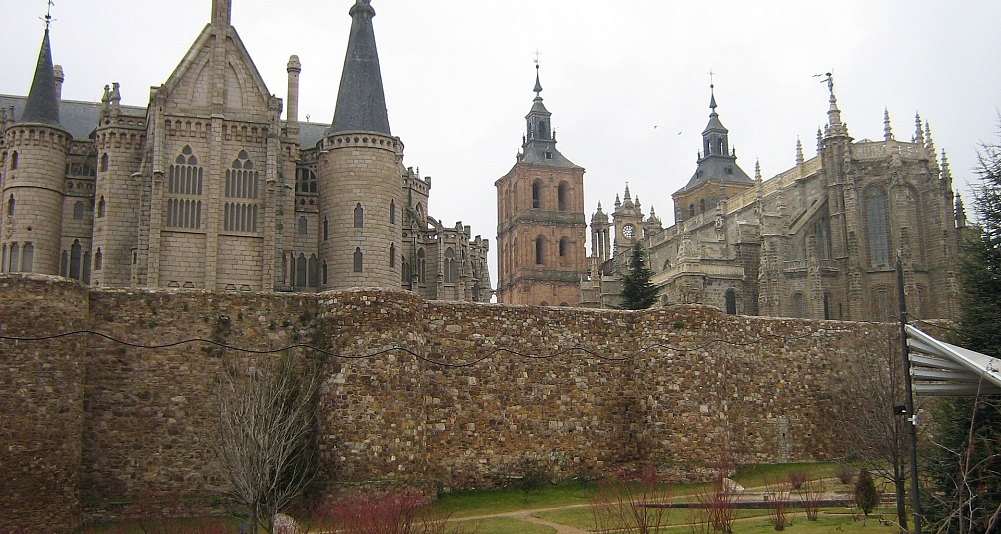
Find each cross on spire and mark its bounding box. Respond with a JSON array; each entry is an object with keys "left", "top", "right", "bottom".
[{"left": 42, "top": 0, "right": 55, "bottom": 30}]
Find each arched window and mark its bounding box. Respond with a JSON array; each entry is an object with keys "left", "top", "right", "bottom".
[
  {"left": 444, "top": 248, "right": 456, "bottom": 283},
  {"left": 9, "top": 243, "right": 19, "bottom": 272},
  {"left": 225, "top": 150, "right": 259, "bottom": 199},
  {"left": 168, "top": 146, "right": 203, "bottom": 195},
  {"left": 793, "top": 293, "right": 805, "bottom": 318},
  {"left": 725, "top": 289, "right": 736, "bottom": 315},
  {"left": 865, "top": 187, "right": 890, "bottom": 266},
  {"left": 402, "top": 257, "right": 410, "bottom": 284},
  {"left": 308, "top": 254, "right": 319, "bottom": 287},
  {"left": 535, "top": 236, "right": 545, "bottom": 265},
  {"left": 559, "top": 237, "right": 568, "bottom": 257},
  {"left": 7, "top": 195, "right": 14, "bottom": 217},
  {"left": 20, "top": 243, "right": 33, "bottom": 272},
  {"left": 532, "top": 181, "right": 542, "bottom": 209},
  {"left": 10, "top": 151, "right": 18, "bottom": 170},
  {"left": 100, "top": 153, "right": 109, "bottom": 172},
  {"left": 390, "top": 200, "right": 396, "bottom": 225},
  {"left": 322, "top": 261, "right": 328, "bottom": 285},
  {"left": 417, "top": 248, "right": 426, "bottom": 283},
  {"left": 70, "top": 240, "right": 82, "bottom": 280},
  {"left": 296, "top": 168, "right": 317, "bottom": 194},
  {"left": 298, "top": 216, "right": 308, "bottom": 235},
  {"left": 61, "top": 251, "right": 68, "bottom": 277},
  {"left": 689, "top": 204, "right": 695, "bottom": 217},
  {"left": 323, "top": 218, "right": 328, "bottom": 241},
  {"left": 557, "top": 183, "right": 567, "bottom": 211},
  {"left": 354, "top": 203, "right": 364, "bottom": 228},
  {"left": 389, "top": 243, "right": 396, "bottom": 268},
  {"left": 73, "top": 201, "right": 85, "bottom": 220},
  {"left": 353, "top": 248, "right": 363, "bottom": 273},
  {"left": 699, "top": 199, "right": 706, "bottom": 213},
  {"left": 94, "top": 248, "right": 103, "bottom": 270},
  {"left": 1, "top": 245, "right": 6, "bottom": 273},
  {"left": 97, "top": 197, "right": 106, "bottom": 218},
  {"left": 295, "top": 254, "right": 307, "bottom": 287},
  {"left": 823, "top": 293, "right": 831, "bottom": 320}
]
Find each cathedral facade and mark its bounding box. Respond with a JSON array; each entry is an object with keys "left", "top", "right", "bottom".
[
  {"left": 0, "top": 0, "right": 491, "bottom": 302},
  {"left": 581, "top": 83, "right": 967, "bottom": 322}
]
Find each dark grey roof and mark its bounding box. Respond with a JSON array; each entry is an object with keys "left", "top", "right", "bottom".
[
  {"left": 296, "top": 121, "right": 329, "bottom": 149},
  {"left": 517, "top": 141, "right": 580, "bottom": 169},
  {"left": 679, "top": 155, "right": 752, "bottom": 191},
  {"left": 702, "top": 111, "right": 727, "bottom": 135},
  {"left": 1, "top": 95, "right": 146, "bottom": 141},
  {"left": 330, "top": 0, "right": 391, "bottom": 135},
  {"left": 18, "top": 30, "right": 61, "bottom": 128}
]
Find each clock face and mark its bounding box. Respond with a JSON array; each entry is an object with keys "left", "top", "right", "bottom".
[{"left": 622, "top": 224, "right": 635, "bottom": 239}]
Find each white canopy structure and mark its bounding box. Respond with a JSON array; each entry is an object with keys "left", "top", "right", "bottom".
[{"left": 906, "top": 325, "right": 1001, "bottom": 396}]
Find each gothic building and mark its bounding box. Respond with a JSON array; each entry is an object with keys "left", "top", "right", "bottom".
[
  {"left": 495, "top": 67, "right": 587, "bottom": 306},
  {"left": 582, "top": 82, "right": 967, "bottom": 322},
  {"left": 0, "top": 0, "right": 491, "bottom": 302}
]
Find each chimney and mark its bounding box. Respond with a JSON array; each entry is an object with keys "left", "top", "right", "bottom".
[{"left": 286, "top": 55, "right": 301, "bottom": 138}]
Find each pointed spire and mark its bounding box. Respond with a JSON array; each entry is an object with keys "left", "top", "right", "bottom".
[
  {"left": 956, "top": 193, "right": 967, "bottom": 227},
  {"left": 614, "top": 194, "right": 621, "bottom": 208},
  {"left": 755, "top": 159, "right": 762, "bottom": 182},
  {"left": 18, "top": 29, "right": 61, "bottom": 127},
  {"left": 925, "top": 122, "right": 936, "bottom": 156},
  {"left": 941, "top": 149, "right": 952, "bottom": 181},
  {"left": 816, "top": 127, "right": 823, "bottom": 153},
  {"left": 914, "top": 113, "right": 925, "bottom": 145},
  {"left": 623, "top": 184, "right": 632, "bottom": 204},
  {"left": 795, "top": 137, "right": 804, "bottom": 165},
  {"left": 709, "top": 83, "right": 718, "bottom": 112},
  {"left": 533, "top": 64, "right": 543, "bottom": 95},
  {"left": 883, "top": 108, "right": 893, "bottom": 140},
  {"left": 331, "top": 0, "right": 391, "bottom": 135},
  {"left": 596, "top": 201, "right": 603, "bottom": 211}
]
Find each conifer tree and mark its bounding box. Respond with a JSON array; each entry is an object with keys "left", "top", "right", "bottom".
[
  {"left": 854, "top": 469, "right": 879, "bottom": 517},
  {"left": 924, "top": 127, "right": 1001, "bottom": 533},
  {"left": 620, "top": 241, "right": 659, "bottom": 310}
]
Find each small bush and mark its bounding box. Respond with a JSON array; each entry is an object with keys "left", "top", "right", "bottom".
[
  {"left": 787, "top": 468, "right": 808, "bottom": 490},
  {"left": 853, "top": 469, "right": 879, "bottom": 517},
  {"left": 518, "top": 460, "right": 551, "bottom": 497},
  {"left": 835, "top": 463, "right": 854, "bottom": 485}
]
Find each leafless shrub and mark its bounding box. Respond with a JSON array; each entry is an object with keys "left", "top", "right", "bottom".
[
  {"left": 834, "top": 463, "right": 855, "bottom": 485},
  {"left": 325, "top": 490, "right": 476, "bottom": 534},
  {"left": 765, "top": 479, "right": 792, "bottom": 531},
  {"left": 787, "top": 468, "right": 808, "bottom": 490},
  {"left": 797, "top": 479, "right": 824, "bottom": 521},
  {"left": 687, "top": 453, "right": 739, "bottom": 533},
  {"left": 590, "top": 465, "right": 670, "bottom": 534}
]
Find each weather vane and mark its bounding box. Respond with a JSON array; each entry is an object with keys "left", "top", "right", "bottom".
[
  {"left": 708, "top": 69, "right": 715, "bottom": 88},
  {"left": 814, "top": 71, "right": 834, "bottom": 98},
  {"left": 42, "top": 0, "right": 55, "bottom": 30},
  {"left": 533, "top": 49, "right": 542, "bottom": 68}
]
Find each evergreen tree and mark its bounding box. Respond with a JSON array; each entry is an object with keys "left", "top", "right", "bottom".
[
  {"left": 923, "top": 128, "right": 1001, "bottom": 533},
  {"left": 854, "top": 469, "right": 879, "bottom": 517},
  {"left": 620, "top": 241, "right": 659, "bottom": 310}
]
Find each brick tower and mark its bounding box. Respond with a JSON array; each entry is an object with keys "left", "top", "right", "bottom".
[
  {"left": 495, "top": 66, "right": 586, "bottom": 306},
  {"left": 1, "top": 28, "right": 68, "bottom": 277},
  {"left": 318, "top": 0, "right": 403, "bottom": 290}
]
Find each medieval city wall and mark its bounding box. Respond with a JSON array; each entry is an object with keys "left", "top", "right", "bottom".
[{"left": 0, "top": 274, "right": 889, "bottom": 532}]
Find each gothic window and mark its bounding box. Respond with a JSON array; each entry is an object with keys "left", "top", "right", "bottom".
[
  {"left": 813, "top": 217, "right": 832, "bottom": 259},
  {"left": 823, "top": 293, "right": 831, "bottom": 320},
  {"left": 866, "top": 188, "right": 891, "bottom": 266},
  {"left": 322, "top": 261, "right": 328, "bottom": 285},
  {"left": 873, "top": 288, "right": 891, "bottom": 321},
  {"left": 402, "top": 257, "right": 410, "bottom": 284},
  {"left": 354, "top": 203, "right": 364, "bottom": 228},
  {"left": 20, "top": 243, "right": 32, "bottom": 272},
  {"left": 390, "top": 200, "right": 396, "bottom": 225},
  {"left": 353, "top": 248, "right": 363, "bottom": 273},
  {"left": 9, "top": 243, "right": 19, "bottom": 272},
  {"left": 296, "top": 168, "right": 317, "bottom": 194},
  {"left": 166, "top": 199, "right": 202, "bottom": 229},
  {"left": 10, "top": 152, "right": 18, "bottom": 169},
  {"left": 224, "top": 203, "right": 258, "bottom": 232},
  {"left": 298, "top": 216, "right": 308, "bottom": 235},
  {"left": 73, "top": 201, "right": 84, "bottom": 220},
  {"left": 415, "top": 202, "right": 425, "bottom": 221},
  {"left": 225, "top": 150, "right": 259, "bottom": 199},
  {"left": 390, "top": 243, "right": 396, "bottom": 268},
  {"left": 7, "top": 194, "right": 14, "bottom": 217},
  {"left": 97, "top": 197, "right": 106, "bottom": 218},
  {"left": 295, "top": 254, "right": 307, "bottom": 287},
  {"left": 535, "top": 236, "right": 545, "bottom": 265},
  {"left": 532, "top": 181, "right": 541, "bottom": 209},
  {"left": 725, "top": 289, "right": 736, "bottom": 315},
  {"left": 1, "top": 245, "right": 5, "bottom": 273},
  {"left": 95, "top": 248, "right": 103, "bottom": 270},
  {"left": 417, "top": 248, "right": 426, "bottom": 283},
  {"left": 557, "top": 183, "right": 567, "bottom": 211},
  {"left": 323, "top": 218, "right": 328, "bottom": 240},
  {"left": 538, "top": 121, "right": 548, "bottom": 139},
  {"left": 168, "top": 146, "right": 203, "bottom": 195},
  {"left": 700, "top": 199, "right": 706, "bottom": 213},
  {"left": 793, "top": 293, "right": 805, "bottom": 318},
  {"left": 61, "top": 251, "right": 68, "bottom": 277},
  {"left": 100, "top": 153, "right": 109, "bottom": 172},
  {"left": 559, "top": 237, "right": 567, "bottom": 257},
  {"left": 308, "top": 254, "right": 319, "bottom": 287},
  {"left": 70, "top": 240, "right": 82, "bottom": 280},
  {"left": 444, "top": 248, "right": 456, "bottom": 284}
]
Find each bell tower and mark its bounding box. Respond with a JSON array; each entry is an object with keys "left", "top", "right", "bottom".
[{"left": 495, "top": 66, "right": 586, "bottom": 306}]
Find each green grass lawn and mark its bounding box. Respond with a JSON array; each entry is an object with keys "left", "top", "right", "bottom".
[
  {"left": 533, "top": 505, "right": 774, "bottom": 530},
  {"left": 456, "top": 517, "right": 556, "bottom": 534}
]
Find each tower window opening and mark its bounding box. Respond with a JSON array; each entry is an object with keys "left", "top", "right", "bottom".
[
  {"left": 101, "top": 153, "right": 109, "bottom": 172},
  {"left": 10, "top": 151, "right": 18, "bottom": 170},
  {"left": 794, "top": 293, "right": 805, "bottom": 318},
  {"left": 298, "top": 216, "right": 308, "bottom": 235},
  {"left": 545, "top": 151, "right": 553, "bottom": 159},
  {"left": 98, "top": 197, "right": 106, "bottom": 218},
  {"left": 323, "top": 218, "right": 329, "bottom": 240},
  {"left": 417, "top": 248, "right": 426, "bottom": 283},
  {"left": 444, "top": 248, "right": 456, "bottom": 283},
  {"left": 390, "top": 243, "right": 396, "bottom": 269},
  {"left": 95, "top": 248, "right": 103, "bottom": 270},
  {"left": 532, "top": 181, "right": 541, "bottom": 209},
  {"left": 689, "top": 204, "right": 695, "bottom": 217},
  {"left": 7, "top": 195, "right": 15, "bottom": 217},
  {"left": 296, "top": 254, "right": 307, "bottom": 287},
  {"left": 21, "top": 243, "right": 33, "bottom": 272},
  {"left": 725, "top": 289, "right": 736, "bottom": 315},
  {"left": 354, "top": 203, "right": 364, "bottom": 228},
  {"left": 390, "top": 200, "right": 396, "bottom": 225},
  {"left": 557, "top": 183, "right": 567, "bottom": 211},
  {"left": 308, "top": 255, "right": 318, "bottom": 287},
  {"left": 70, "top": 240, "right": 82, "bottom": 280},
  {"left": 354, "top": 248, "right": 363, "bottom": 273},
  {"left": 322, "top": 261, "right": 328, "bottom": 285},
  {"left": 535, "top": 236, "right": 545, "bottom": 265},
  {"left": 559, "top": 237, "right": 567, "bottom": 257},
  {"left": 9, "top": 243, "right": 19, "bottom": 273},
  {"left": 73, "top": 201, "right": 85, "bottom": 220},
  {"left": 700, "top": 199, "right": 706, "bottom": 213}
]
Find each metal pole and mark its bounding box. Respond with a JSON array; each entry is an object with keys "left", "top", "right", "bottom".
[{"left": 897, "top": 251, "right": 922, "bottom": 534}]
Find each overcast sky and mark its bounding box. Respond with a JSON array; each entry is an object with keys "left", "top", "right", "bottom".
[{"left": 2, "top": 0, "right": 999, "bottom": 288}]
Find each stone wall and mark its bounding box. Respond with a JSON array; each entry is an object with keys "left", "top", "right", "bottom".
[{"left": 0, "top": 274, "right": 893, "bottom": 532}]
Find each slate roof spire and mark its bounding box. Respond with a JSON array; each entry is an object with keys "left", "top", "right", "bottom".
[
  {"left": 18, "top": 28, "right": 61, "bottom": 127},
  {"left": 331, "top": 0, "right": 391, "bottom": 135}
]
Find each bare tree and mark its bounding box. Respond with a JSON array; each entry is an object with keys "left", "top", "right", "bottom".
[
  {"left": 214, "top": 351, "right": 320, "bottom": 534},
  {"left": 832, "top": 327, "right": 913, "bottom": 530},
  {"left": 590, "top": 465, "right": 670, "bottom": 534}
]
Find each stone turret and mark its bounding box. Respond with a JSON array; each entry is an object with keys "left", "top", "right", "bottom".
[
  {"left": 2, "top": 28, "right": 69, "bottom": 276},
  {"left": 318, "top": 0, "right": 403, "bottom": 290}
]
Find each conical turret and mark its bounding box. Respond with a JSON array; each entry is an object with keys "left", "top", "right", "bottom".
[
  {"left": 331, "top": 0, "right": 391, "bottom": 135},
  {"left": 18, "top": 30, "right": 62, "bottom": 128}
]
